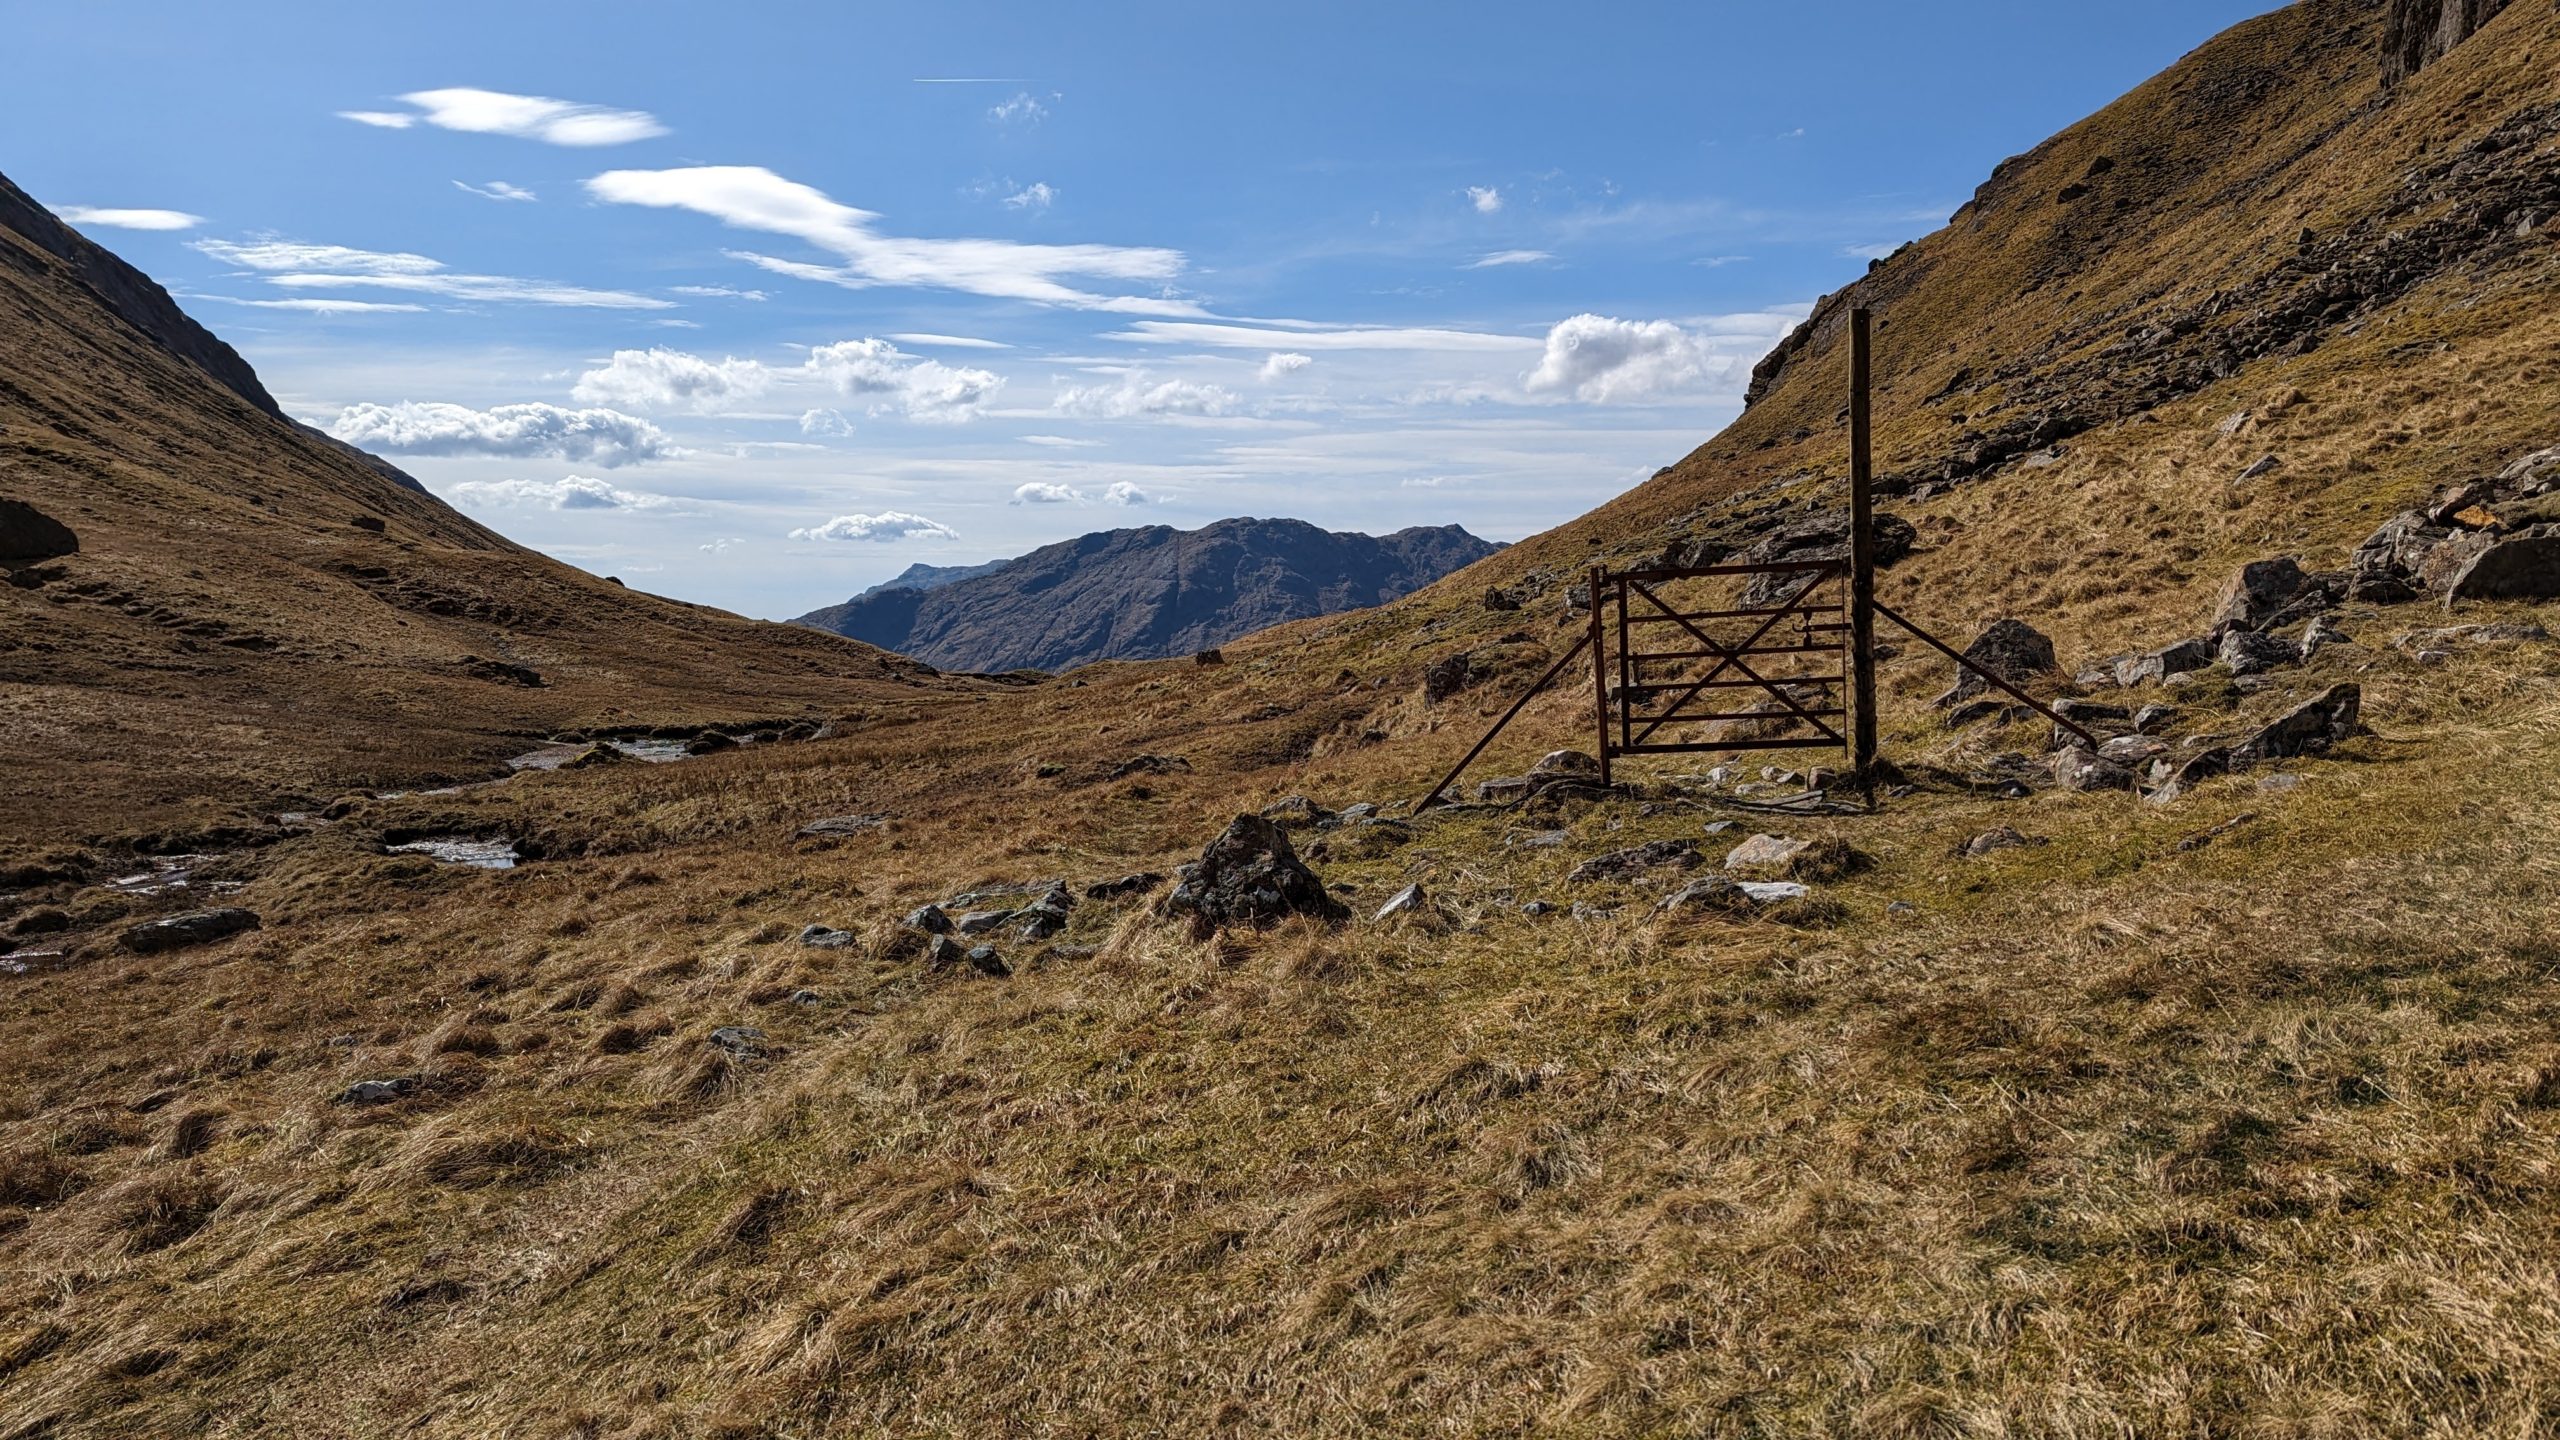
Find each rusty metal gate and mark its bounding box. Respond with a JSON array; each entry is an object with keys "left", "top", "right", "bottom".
[{"left": 1586, "top": 558, "right": 1851, "bottom": 786}]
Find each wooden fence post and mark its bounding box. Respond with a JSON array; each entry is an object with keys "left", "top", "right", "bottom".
[{"left": 1849, "top": 306, "right": 1879, "bottom": 788}]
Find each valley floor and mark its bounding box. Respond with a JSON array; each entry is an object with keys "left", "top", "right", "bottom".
[{"left": 5, "top": 579, "right": 2558, "bottom": 1438}]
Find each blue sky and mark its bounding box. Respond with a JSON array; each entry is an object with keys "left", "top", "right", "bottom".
[{"left": 12, "top": 0, "right": 2274, "bottom": 618}]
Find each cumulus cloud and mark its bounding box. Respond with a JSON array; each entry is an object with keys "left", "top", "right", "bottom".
[
  {"left": 1467, "top": 186, "right": 1503, "bottom": 214},
  {"left": 327, "top": 401, "right": 676, "bottom": 466},
  {"left": 572, "top": 347, "right": 769, "bottom": 411},
  {"left": 989, "top": 92, "right": 1049, "bottom": 125},
  {"left": 1523, "top": 314, "right": 1721, "bottom": 404},
  {"left": 454, "top": 180, "right": 536, "bottom": 202},
  {"left": 448, "top": 476, "right": 669, "bottom": 510},
  {"left": 562, "top": 340, "right": 1001, "bottom": 422},
  {"left": 700, "top": 536, "right": 744, "bottom": 554},
  {"left": 1011, "top": 482, "right": 1084, "bottom": 505},
  {"left": 799, "top": 408, "right": 853, "bottom": 437},
  {"left": 348, "top": 87, "right": 668, "bottom": 146},
  {"left": 1053, "top": 373, "right": 1239, "bottom": 419},
  {"left": 1103, "top": 481, "right": 1152, "bottom": 505},
  {"left": 1259, "top": 352, "right": 1313, "bottom": 381},
  {"left": 803, "top": 339, "right": 1003, "bottom": 422},
  {"left": 51, "top": 206, "right": 203, "bottom": 231},
  {"left": 1467, "top": 249, "right": 1553, "bottom": 269},
  {"left": 192, "top": 236, "right": 667, "bottom": 309},
  {"left": 788, "top": 511, "right": 958, "bottom": 543},
  {"left": 583, "top": 165, "right": 1190, "bottom": 312}
]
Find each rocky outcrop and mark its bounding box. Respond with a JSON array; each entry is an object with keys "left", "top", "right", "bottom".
[
  {"left": 1938, "top": 619, "right": 2058, "bottom": 706},
  {"left": 0, "top": 498, "right": 78, "bottom": 563},
  {"left": 2381, "top": 0, "right": 2515, "bottom": 85},
  {"left": 792, "top": 518, "right": 1500, "bottom": 673},
  {"left": 121, "top": 907, "right": 260, "bottom": 954},
  {"left": 1159, "top": 815, "right": 1349, "bottom": 936}
]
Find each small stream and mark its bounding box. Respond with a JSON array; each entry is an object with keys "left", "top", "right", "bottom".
[{"left": 386, "top": 837, "right": 522, "bottom": 869}]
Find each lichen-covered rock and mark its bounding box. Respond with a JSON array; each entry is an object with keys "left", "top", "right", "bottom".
[
  {"left": 1568, "top": 839, "right": 1703, "bottom": 885},
  {"left": 2232, "top": 683, "right": 2362, "bottom": 764},
  {"left": 1159, "top": 815, "right": 1349, "bottom": 936},
  {"left": 2053, "top": 747, "right": 2138, "bottom": 792}
]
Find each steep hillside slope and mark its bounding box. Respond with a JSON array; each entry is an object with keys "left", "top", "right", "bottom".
[
  {"left": 0, "top": 171, "right": 946, "bottom": 845},
  {"left": 792, "top": 518, "right": 1501, "bottom": 672},
  {"left": 4, "top": 4, "right": 2560, "bottom": 1437}
]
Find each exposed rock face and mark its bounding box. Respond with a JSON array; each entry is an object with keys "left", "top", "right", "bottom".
[
  {"left": 1734, "top": 511, "right": 1918, "bottom": 608},
  {"left": 2445, "top": 533, "right": 2560, "bottom": 601},
  {"left": 792, "top": 518, "right": 1501, "bottom": 673},
  {"left": 2210, "top": 558, "right": 2307, "bottom": 637},
  {"left": 121, "top": 907, "right": 260, "bottom": 954},
  {"left": 0, "top": 498, "right": 78, "bottom": 563},
  {"left": 2382, "top": 0, "right": 2515, "bottom": 85},
  {"left": 1939, "top": 619, "right": 2058, "bottom": 706},
  {"left": 2232, "top": 683, "right": 2362, "bottom": 763},
  {"left": 1159, "top": 815, "right": 1349, "bottom": 936}
]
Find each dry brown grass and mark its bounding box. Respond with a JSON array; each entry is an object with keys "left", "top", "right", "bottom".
[{"left": 5, "top": 2, "right": 2560, "bottom": 1434}]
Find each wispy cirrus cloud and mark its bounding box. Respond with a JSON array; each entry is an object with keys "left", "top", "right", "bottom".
[
  {"left": 582, "top": 165, "right": 1194, "bottom": 314},
  {"left": 341, "top": 87, "right": 667, "bottom": 146},
  {"left": 51, "top": 206, "right": 202, "bottom": 231},
  {"left": 988, "top": 91, "right": 1050, "bottom": 125},
  {"left": 454, "top": 180, "right": 537, "bottom": 202},
  {"left": 327, "top": 400, "right": 677, "bottom": 466},
  {"left": 192, "top": 236, "right": 669, "bottom": 309},
  {"left": 789, "top": 511, "right": 958, "bottom": 543},
  {"left": 1108, "top": 319, "right": 1539, "bottom": 353},
  {"left": 1466, "top": 249, "right": 1554, "bottom": 269}
]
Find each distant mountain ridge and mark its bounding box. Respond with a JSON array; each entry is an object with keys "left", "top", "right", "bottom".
[{"left": 793, "top": 517, "right": 1502, "bottom": 672}]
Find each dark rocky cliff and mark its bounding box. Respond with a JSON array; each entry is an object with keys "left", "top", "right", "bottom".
[
  {"left": 792, "top": 517, "right": 1502, "bottom": 672},
  {"left": 2381, "top": 0, "right": 2515, "bottom": 83}
]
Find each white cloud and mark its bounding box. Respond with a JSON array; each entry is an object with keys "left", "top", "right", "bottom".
[
  {"left": 52, "top": 206, "right": 203, "bottom": 231},
  {"left": 1053, "top": 372, "right": 1239, "bottom": 419},
  {"left": 583, "top": 165, "right": 1190, "bottom": 312},
  {"left": 449, "top": 476, "right": 669, "bottom": 510},
  {"left": 1467, "top": 249, "right": 1553, "bottom": 269},
  {"left": 562, "top": 340, "right": 1002, "bottom": 422},
  {"left": 888, "top": 332, "right": 1010, "bottom": 350},
  {"left": 1843, "top": 242, "right": 1904, "bottom": 260},
  {"left": 989, "top": 92, "right": 1049, "bottom": 125},
  {"left": 327, "top": 401, "right": 676, "bottom": 466},
  {"left": 1011, "top": 482, "right": 1083, "bottom": 505},
  {"left": 194, "top": 239, "right": 442, "bottom": 274},
  {"left": 1103, "top": 481, "right": 1152, "bottom": 505},
  {"left": 229, "top": 297, "right": 425, "bottom": 314},
  {"left": 355, "top": 87, "right": 668, "bottom": 146},
  {"left": 193, "top": 236, "right": 667, "bottom": 309},
  {"left": 669, "top": 284, "right": 767, "bottom": 300},
  {"left": 1019, "top": 434, "right": 1101, "bottom": 448},
  {"left": 572, "top": 347, "right": 769, "bottom": 410},
  {"left": 1109, "top": 320, "right": 1538, "bottom": 353},
  {"left": 1001, "top": 181, "right": 1057, "bottom": 211},
  {"left": 1523, "top": 314, "right": 1722, "bottom": 404},
  {"left": 1467, "top": 186, "right": 1503, "bottom": 214},
  {"left": 789, "top": 511, "right": 958, "bottom": 543},
  {"left": 802, "top": 339, "right": 1002, "bottom": 423},
  {"left": 800, "top": 408, "right": 854, "bottom": 437},
  {"left": 1259, "top": 352, "right": 1313, "bottom": 381},
  {"left": 454, "top": 180, "right": 537, "bottom": 202},
  {"left": 700, "top": 536, "right": 745, "bottom": 554}
]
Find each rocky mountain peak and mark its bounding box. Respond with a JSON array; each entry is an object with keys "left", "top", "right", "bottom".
[{"left": 2381, "top": 0, "right": 2515, "bottom": 84}]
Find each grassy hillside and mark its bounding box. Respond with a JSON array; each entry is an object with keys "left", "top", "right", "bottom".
[
  {"left": 4, "top": 1, "right": 2560, "bottom": 1435},
  {"left": 0, "top": 178, "right": 950, "bottom": 846}
]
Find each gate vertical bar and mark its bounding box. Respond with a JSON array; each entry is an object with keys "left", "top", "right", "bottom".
[
  {"left": 1848, "top": 306, "right": 1880, "bottom": 789},
  {"left": 1586, "top": 564, "right": 1613, "bottom": 788},
  {"left": 1615, "top": 574, "right": 1633, "bottom": 756}
]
